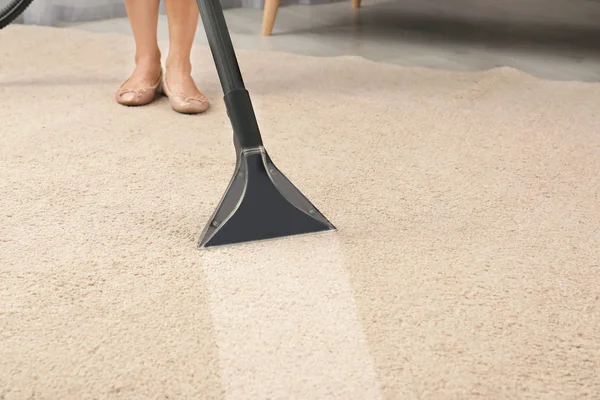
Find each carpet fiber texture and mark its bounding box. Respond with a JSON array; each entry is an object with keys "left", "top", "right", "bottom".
[{"left": 1, "top": 25, "right": 599, "bottom": 400}]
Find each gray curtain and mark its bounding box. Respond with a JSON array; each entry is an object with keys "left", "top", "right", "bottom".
[{"left": 21, "top": 0, "right": 326, "bottom": 26}]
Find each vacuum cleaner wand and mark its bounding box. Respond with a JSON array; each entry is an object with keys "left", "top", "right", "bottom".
[{"left": 195, "top": 0, "right": 336, "bottom": 248}]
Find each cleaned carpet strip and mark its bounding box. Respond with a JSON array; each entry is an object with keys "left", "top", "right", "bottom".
[{"left": 202, "top": 240, "right": 382, "bottom": 400}]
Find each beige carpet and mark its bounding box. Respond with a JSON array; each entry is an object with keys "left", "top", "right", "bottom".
[{"left": 1, "top": 25, "right": 599, "bottom": 400}]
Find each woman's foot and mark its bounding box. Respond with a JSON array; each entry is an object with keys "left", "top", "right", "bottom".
[
  {"left": 162, "top": 61, "right": 209, "bottom": 115},
  {"left": 116, "top": 58, "right": 163, "bottom": 107}
]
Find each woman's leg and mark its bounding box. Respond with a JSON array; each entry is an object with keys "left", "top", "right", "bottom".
[
  {"left": 163, "top": 0, "right": 209, "bottom": 113},
  {"left": 117, "top": 0, "right": 162, "bottom": 105}
]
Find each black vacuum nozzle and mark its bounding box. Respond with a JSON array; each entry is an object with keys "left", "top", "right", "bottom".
[
  {"left": 195, "top": 0, "right": 335, "bottom": 248},
  {"left": 199, "top": 147, "right": 335, "bottom": 248}
]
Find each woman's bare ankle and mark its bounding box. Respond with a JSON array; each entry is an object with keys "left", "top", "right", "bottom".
[
  {"left": 164, "top": 59, "right": 204, "bottom": 98},
  {"left": 165, "top": 55, "right": 192, "bottom": 74},
  {"left": 120, "top": 49, "right": 161, "bottom": 86},
  {"left": 135, "top": 48, "right": 162, "bottom": 66},
  {"left": 124, "top": 57, "right": 162, "bottom": 88}
]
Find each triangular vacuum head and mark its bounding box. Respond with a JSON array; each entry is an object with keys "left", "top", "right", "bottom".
[{"left": 199, "top": 146, "right": 335, "bottom": 248}]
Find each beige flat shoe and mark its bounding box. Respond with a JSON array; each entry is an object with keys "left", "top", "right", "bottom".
[
  {"left": 162, "top": 74, "right": 210, "bottom": 115},
  {"left": 115, "top": 70, "right": 163, "bottom": 107}
]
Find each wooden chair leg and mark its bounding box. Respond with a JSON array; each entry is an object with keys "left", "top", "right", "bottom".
[
  {"left": 352, "top": 0, "right": 361, "bottom": 9},
  {"left": 261, "top": 0, "right": 280, "bottom": 36}
]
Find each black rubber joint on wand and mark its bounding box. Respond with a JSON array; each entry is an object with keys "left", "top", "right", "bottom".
[{"left": 224, "top": 89, "right": 263, "bottom": 149}]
